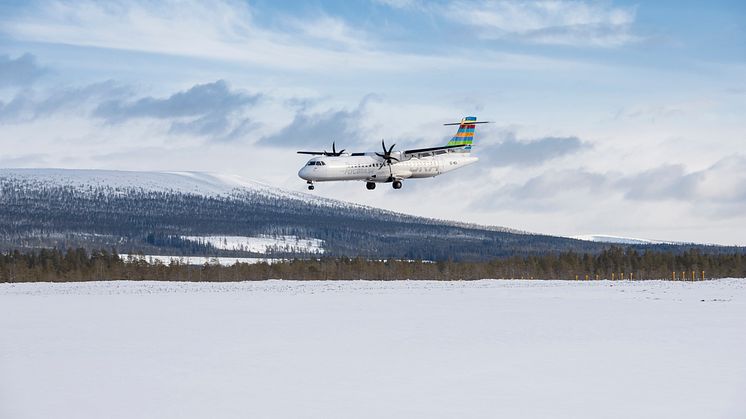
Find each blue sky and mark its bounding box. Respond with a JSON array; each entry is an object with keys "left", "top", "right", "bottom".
[{"left": 1, "top": 0, "right": 745, "bottom": 244}]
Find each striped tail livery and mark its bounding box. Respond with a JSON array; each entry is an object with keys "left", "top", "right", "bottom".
[{"left": 445, "top": 116, "right": 489, "bottom": 151}]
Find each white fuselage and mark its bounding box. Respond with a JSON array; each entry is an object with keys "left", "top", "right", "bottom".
[{"left": 298, "top": 151, "right": 478, "bottom": 183}]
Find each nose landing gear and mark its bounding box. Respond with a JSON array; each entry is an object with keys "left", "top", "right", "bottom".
[
  {"left": 366, "top": 182, "right": 376, "bottom": 190},
  {"left": 307, "top": 181, "right": 314, "bottom": 191},
  {"left": 392, "top": 180, "right": 402, "bottom": 189}
]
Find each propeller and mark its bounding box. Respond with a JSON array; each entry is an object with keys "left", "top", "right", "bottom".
[
  {"left": 325, "top": 142, "right": 345, "bottom": 156},
  {"left": 375, "top": 140, "right": 399, "bottom": 167},
  {"left": 297, "top": 141, "right": 345, "bottom": 156}
]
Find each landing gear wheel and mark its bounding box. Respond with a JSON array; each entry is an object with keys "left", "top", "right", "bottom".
[
  {"left": 392, "top": 180, "right": 402, "bottom": 189},
  {"left": 308, "top": 184, "right": 315, "bottom": 190},
  {"left": 366, "top": 182, "right": 376, "bottom": 190}
]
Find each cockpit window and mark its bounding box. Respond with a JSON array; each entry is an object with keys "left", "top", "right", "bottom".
[{"left": 307, "top": 161, "right": 325, "bottom": 166}]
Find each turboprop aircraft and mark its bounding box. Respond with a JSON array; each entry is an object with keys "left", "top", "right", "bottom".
[{"left": 298, "top": 116, "right": 488, "bottom": 190}]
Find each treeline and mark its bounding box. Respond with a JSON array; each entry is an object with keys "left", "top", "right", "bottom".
[{"left": 1, "top": 247, "right": 745, "bottom": 282}]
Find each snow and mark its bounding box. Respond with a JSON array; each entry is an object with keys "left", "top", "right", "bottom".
[
  {"left": 0, "top": 168, "right": 519, "bottom": 234},
  {"left": 119, "top": 254, "right": 279, "bottom": 265},
  {"left": 2, "top": 279, "right": 745, "bottom": 419},
  {"left": 571, "top": 234, "right": 683, "bottom": 245},
  {"left": 181, "top": 234, "right": 324, "bottom": 254},
  {"left": 0, "top": 168, "right": 331, "bottom": 204}
]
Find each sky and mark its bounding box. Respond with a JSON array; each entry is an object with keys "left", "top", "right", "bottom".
[{"left": 1, "top": 0, "right": 745, "bottom": 245}]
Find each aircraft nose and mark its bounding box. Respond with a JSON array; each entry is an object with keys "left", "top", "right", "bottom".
[{"left": 298, "top": 166, "right": 310, "bottom": 180}]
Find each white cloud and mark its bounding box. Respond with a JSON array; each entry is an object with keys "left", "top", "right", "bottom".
[
  {"left": 442, "top": 0, "right": 639, "bottom": 47},
  {"left": 1, "top": 0, "right": 440, "bottom": 72},
  {"left": 372, "top": 0, "right": 422, "bottom": 9},
  {"left": 284, "top": 14, "right": 371, "bottom": 50},
  {"left": 1, "top": 0, "right": 594, "bottom": 74}
]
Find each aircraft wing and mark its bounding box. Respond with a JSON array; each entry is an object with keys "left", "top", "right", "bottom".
[
  {"left": 297, "top": 142, "right": 347, "bottom": 156},
  {"left": 403, "top": 144, "right": 466, "bottom": 157}
]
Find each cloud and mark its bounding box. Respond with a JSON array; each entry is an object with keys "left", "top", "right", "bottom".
[
  {"left": 93, "top": 80, "right": 258, "bottom": 121},
  {"left": 620, "top": 156, "right": 746, "bottom": 206},
  {"left": 474, "top": 155, "right": 746, "bottom": 216},
  {"left": 441, "top": 0, "right": 639, "bottom": 47},
  {"left": 372, "top": 0, "right": 421, "bottom": 8},
  {"left": 1, "top": 0, "right": 588, "bottom": 74},
  {"left": 0, "top": 81, "right": 127, "bottom": 122},
  {"left": 93, "top": 80, "right": 260, "bottom": 140},
  {"left": 0, "top": 53, "right": 47, "bottom": 87},
  {"left": 617, "top": 164, "right": 695, "bottom": 200},
  {"left": 472, "top": 168, "right": 610, "bottom": 212},
  {"left": 284, "top": 14, "right": 370, "bottom": 50},
  {"left": 480, "top": 134, "right": 589, "bottom": 166},
  {"left": 0, "top": 0, "right": 411, "bottom": 72},
  {"left": 0, "top": 152, "right": 51, "bottom": 167},
  {"left": 260, "top": 96, "right": 377, "bottom": 148},
  {"left": 1, "top": 78, "right": 259, "bottom": 141}
]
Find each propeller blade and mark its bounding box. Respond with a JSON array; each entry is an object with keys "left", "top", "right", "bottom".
[{"left": 332, "top": 142, "right": 336, "bottom": 154}]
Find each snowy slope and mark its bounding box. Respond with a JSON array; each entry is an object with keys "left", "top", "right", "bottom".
[
  {"left": 0, "top": 168, "right": 330, "bottom": 203},
  {"left": 181, "top": 235, "right": 324, "bottom": 254},
  {"left": 571, "top": 234, "right": 685, "bottom": 245},
  {"left": 2, "top": 279, "right": 745, "bottom": 419},
  {"left": 0, "top": 168, "right": 521, "bottom": 231}
]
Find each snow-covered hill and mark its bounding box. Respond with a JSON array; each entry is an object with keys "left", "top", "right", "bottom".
[
  {"left": 571, "top": 234, "right": 686, "bottom": 245},
  {"left": 0, "top": 168, "right": 332, "bottom": 204},
  {"left": 3, "top": 168, "right": 580, "bottom": 259},
  {"left": 0, "top": 168, "right": 729, "bottom": 259}
]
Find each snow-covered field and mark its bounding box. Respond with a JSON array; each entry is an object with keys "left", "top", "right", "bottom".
[
  {"left": 1, "top": 279, "right": 745, "bottom": 419},
  {"left": 119, "top": 254, "right": 279, "bottom": 266},
  {"left": 182, "top": 234, "right": 325, "bottom": 254}
]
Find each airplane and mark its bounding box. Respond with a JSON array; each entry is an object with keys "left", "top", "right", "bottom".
[{"left": 297, "top": 116, "right": 488, "bottom": 190}]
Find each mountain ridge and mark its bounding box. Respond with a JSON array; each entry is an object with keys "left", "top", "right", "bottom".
[{"left": 1, "top": 168, "right": 740, "bottom": 260}]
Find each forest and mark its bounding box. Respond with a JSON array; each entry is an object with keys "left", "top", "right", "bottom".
[{"left": 2, "top": 247, "right": 744, "bottom": 282}]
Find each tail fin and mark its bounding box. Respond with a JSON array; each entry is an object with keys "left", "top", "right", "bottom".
[{"left": 445, "top": 116, "right": 487, "bottom": 152}]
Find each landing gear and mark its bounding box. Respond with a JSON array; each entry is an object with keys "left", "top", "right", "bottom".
[
  {"left": 366, "top": 182, "right": 376, "bottom": 190},
  {"left": 307, "top": 181, "right": 314, "bottom": 191},
  {"left": 392, "top": 180, "right": 402, "bottom": 189}
]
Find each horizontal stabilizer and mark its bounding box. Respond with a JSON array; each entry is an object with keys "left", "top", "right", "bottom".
[{"left": 443, "top": 120, "right": 491, "bottom": 126}]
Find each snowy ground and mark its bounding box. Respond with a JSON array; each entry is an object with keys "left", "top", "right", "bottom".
[
  {"left": 119, "top": 254, "right": 279, "bottom": 266},
  {"left": 181, "top": 234, "right": 325, "bottom": 254},
  {"left": 1, "top": 279, "right": 745, "bottom": 419}
]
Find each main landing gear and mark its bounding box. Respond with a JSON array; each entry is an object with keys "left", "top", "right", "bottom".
[
  {"left": 366, "top": 181, "right": 403, "bottom": 190},
  {"left": 307, "top": 181, "right": 314, "bottom": 191}
]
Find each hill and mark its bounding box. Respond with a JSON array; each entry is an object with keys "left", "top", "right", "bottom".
[{"left": 0, "top": 169, "right": 740, "bottom": 260}]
